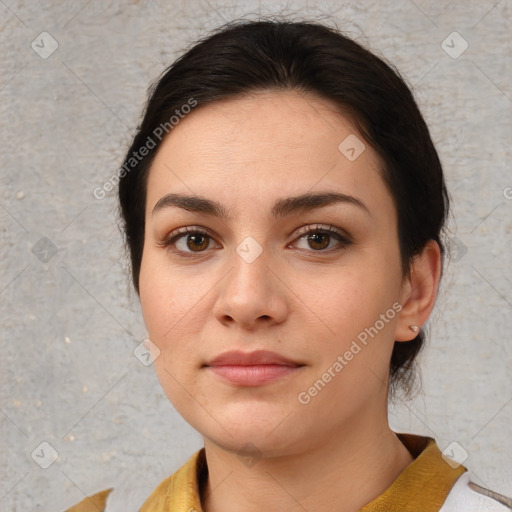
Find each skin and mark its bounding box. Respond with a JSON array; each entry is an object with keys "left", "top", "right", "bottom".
[{"left": 138, "top": 90, "right": 442, "bottom": 512}]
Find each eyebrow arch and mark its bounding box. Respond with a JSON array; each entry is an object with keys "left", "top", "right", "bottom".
[{"left": 151, "top": 191, "right": 370, "bottom": 219}]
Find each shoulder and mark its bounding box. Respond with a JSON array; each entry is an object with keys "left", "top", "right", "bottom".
[
  {"left": 63, "top": 449, "right": 205, "bottom": 512},
  {"left": 63, "top": 478, "right": 170, "bottom": 512},
  {"left": 64, "top": 488, "right": 113, "bottom": 512},
  {"left": 440, "top": 472, "right": 512, "bottom": 511}
]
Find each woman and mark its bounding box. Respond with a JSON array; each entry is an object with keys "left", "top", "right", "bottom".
[{"left": 67, "top": 18, "right": 511, "bottom": 512}]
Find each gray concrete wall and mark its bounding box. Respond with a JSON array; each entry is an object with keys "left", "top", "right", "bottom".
[{"left": 1, "top": 1, "right": 511, "bottom": 510}]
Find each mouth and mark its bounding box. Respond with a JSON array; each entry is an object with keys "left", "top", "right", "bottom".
[{"left": 203, "top": 350, "right": 305, "bottom": 386}]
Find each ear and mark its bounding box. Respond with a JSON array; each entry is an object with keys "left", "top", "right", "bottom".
[{"left": 395, "top": 240, "right": 442, "bottom": 342}]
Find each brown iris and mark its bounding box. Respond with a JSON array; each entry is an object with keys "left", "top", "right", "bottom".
[
  {"left": 187, "top": 234, "right": 209, "bottom": 251},
  {"left": 307, "top": 232, "right": 330, "bottom": 251}
]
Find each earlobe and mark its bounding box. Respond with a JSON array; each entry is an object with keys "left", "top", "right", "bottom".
[{"left": 395, "top": 240, "right": 442, "bottom": 342}]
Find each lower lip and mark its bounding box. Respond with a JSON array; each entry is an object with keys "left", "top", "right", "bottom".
[{"left": 206, "top": 364, "right": 302, "bottom": 386}]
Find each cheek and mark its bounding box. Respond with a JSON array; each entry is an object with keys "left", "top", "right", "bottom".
[
  {"left": 139, "top": 256, "right": 204, "bottom": 412},
  {"left": 139, "top": 252, "right": 199, "bottom": 344},
  {"left": 138, "top": 251, "right": 213, "bottom": 406},
  {"left": 303, "top": 264, "right": 397, "bottom": 330},
  {"left": 139, "top": 277, "right": 184, "bottom": 382},
  {"left": 295, "top": 255, "right": 402, "bottom": 378}
]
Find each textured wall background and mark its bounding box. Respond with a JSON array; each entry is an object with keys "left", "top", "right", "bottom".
[{"left": 1, "top": 1, "right": 511, "bottom": 510}]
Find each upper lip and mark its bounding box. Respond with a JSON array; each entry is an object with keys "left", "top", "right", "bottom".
[{"left": 204, "top": 350, "right": 303, "bottom": 367}]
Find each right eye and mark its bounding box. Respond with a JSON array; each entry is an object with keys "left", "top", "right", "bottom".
[{"left": 161, "top": 226, "right": 220, "bottom": 257}]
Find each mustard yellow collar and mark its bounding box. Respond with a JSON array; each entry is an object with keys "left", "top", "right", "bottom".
[
  {"left": 139, "top": 433, "right": 466, "bottom": 512},
  {"left": 360, "top": 433, "right": 466, "bottom": 511}
]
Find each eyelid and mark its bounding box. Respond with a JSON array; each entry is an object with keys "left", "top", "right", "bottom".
[
  {"left": 292, "top": 223, "right": 352, "bottom": 243},
  {"left": 159, "top": 225, "right": 218, "bottom": 247}
]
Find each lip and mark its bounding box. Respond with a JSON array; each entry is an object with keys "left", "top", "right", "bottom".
[
  {"left": 203, "top": 350, "right": 304, "bottom": 386},
  {"left": 205, "top": 349, "right": 301, "bottom": 367}
]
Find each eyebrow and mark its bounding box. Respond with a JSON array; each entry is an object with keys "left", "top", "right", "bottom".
[{"left": 151, "top": 191, "right": 370, "bottom": 219}]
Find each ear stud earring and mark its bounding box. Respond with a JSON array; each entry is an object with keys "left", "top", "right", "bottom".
[{"left": 409, "top": 325, "right": 419, "bottom": 332}]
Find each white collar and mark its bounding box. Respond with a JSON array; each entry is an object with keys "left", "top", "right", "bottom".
[{"left": 440, "top": 472, "right": 512, "bottom": 511}]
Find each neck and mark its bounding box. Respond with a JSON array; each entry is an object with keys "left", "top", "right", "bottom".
[{"left": 201, "top": 410, "right": 414, "bottom": 512}]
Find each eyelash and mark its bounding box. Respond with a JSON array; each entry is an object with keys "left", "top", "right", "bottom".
[{"left": 159, "top": 224, "right": 352, "bottom": 258}]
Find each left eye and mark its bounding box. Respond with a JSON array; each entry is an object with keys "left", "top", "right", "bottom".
[{"left": 292, "top": 225, "right": 351, "bottom": 252}]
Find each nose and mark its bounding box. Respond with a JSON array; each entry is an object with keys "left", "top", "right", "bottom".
[{"left": 212, "top": 240, "right": 289, "bottom": 330}]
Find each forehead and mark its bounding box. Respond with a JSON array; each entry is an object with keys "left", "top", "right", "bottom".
[
  {"left": 152, "top": 90, "right": 365, "bottom": 166},
  {"left": 145, "top": 90, "right": 390, "bottom": 219}
]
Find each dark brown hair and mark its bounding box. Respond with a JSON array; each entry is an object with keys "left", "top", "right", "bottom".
[{"left": 118, "top": 18, "right": 449, "bottom": 399}]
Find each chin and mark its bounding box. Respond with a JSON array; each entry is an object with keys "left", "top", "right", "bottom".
[
  {"left": 205, "top": 429, "right": 300, "bottom": 459},
  {"left": 195, "top": 407, "right": 310, "bottom": 457}
]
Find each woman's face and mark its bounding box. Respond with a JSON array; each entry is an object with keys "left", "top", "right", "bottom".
[{"left": 139, "top": 90, "right": 410, "bottom": 456}]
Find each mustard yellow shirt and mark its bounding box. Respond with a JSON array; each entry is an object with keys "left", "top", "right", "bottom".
[{"left": 65, "top": 433, "right": 511, "bottom": 511}]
